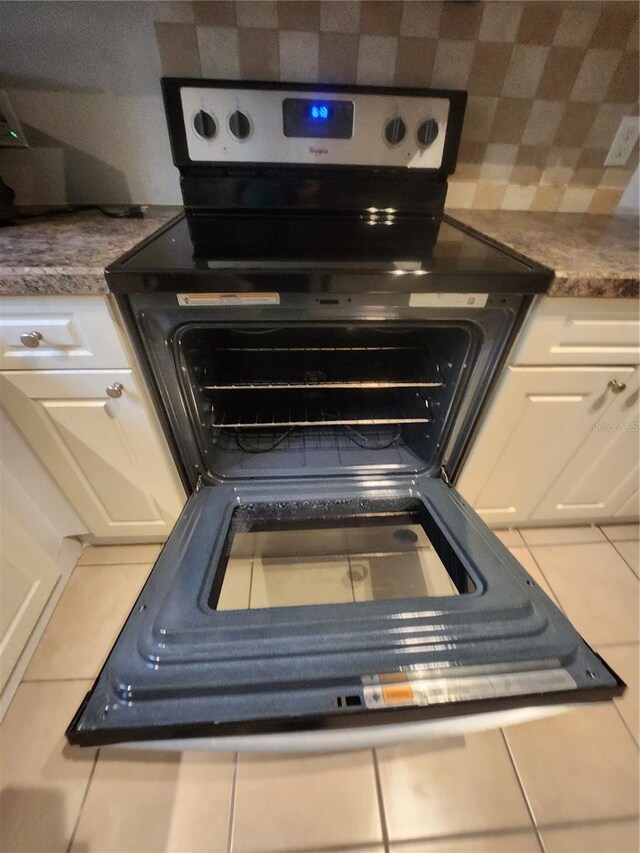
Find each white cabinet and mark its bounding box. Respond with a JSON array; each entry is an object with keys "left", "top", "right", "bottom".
[
  {"left": 0, "top": 295, "right": 129, "bottom": 370},
  {"left": 458, "top": 296, "right": 640, "bottom": 527},
  {"left": 458, "top": 365, "right": 638, "bottom": 526},
  {"left": 0, "top": 512, "right": 60, "bottom": 692},
  {"left": 0, "top": 368, "right": 184, "bottom": 539},
  {"left": 531, "top": 369, "right": 639, "bottom": 522}
]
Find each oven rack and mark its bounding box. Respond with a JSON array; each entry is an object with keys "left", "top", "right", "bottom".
[
  {"left": 209, "top": 388, "right": 431, "bottom": 429},
  {"left": 215, "top": 423, "right": 404, "bottom": 452},
  {"left": 202, "top": 345, "right": 442, "bottom": 391}
]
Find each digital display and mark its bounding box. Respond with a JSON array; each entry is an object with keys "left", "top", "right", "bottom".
[
  {"left": 310, "top": 103, "right": 330, "bottom": 121},
  {"left": 283, "top": 98, "right": 354, "bottom": 139}
]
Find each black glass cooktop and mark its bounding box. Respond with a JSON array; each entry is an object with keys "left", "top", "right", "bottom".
[{"left": 116, "top": 212, "right": 536, "bottom": 275}]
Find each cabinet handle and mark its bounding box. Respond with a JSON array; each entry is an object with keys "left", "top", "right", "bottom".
[
  {"left": 608, "top": 379, "right": 627, "bottom": 394},
  {"left": 19, "top": 331, "right": 43, "bottom": 348},
  {"left": 106, "top": 382, "right": 124, "bottom": 399}
]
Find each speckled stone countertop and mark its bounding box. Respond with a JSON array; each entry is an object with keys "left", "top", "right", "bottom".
[
  {"left": 1, "top": 206, "right": 637, "bottom": 298},
  {"left": 450, "top": 210, "right": 639, "bottom": 297},
  {"left": 0, "top": 207, "right": 180, "bottom": 295}
]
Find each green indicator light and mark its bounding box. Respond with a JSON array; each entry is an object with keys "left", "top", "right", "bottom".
[{"left": 9, "top": 131, "right": 18, "bottom": 138}]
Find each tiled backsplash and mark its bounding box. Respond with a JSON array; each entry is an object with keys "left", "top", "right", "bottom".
[{"left": 155, "top": 0, "right": 639, "bottom": 212}]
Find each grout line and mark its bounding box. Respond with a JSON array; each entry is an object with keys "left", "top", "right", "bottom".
[
  {"left": 611, "top": 698, "right": 640, "bottom": 749},
  {"left": 226, "top": 752, "right": 240, "bottom": 853},
  {"left": 21, "top": 676, "right": 94, "bottom": 683},
  {"left": 523, "top": 545, "right": 565, "bottom": 614},
  {"left": 247, "top": 557, "right": 255, "bottom": 610},
  {"left": 608, "top": 540, "right": 640, "bottom": 581},
  {"left": 371, "top": 749, "right": 391, "bottom": 853},
  {"left": 376, "top": 815, "right": 640, "bottom": 851},
  {"left": 596, "top": 639, "right": 640, "bottom": 648},
  {"left": 500, "top": 728, "right": 546, "bottom": 853},
  {"left": 66, "top": 747, "right": 100, "bottom": 853}
]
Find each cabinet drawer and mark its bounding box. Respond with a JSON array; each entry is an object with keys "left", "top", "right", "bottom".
[
  {"left": 0, "top": 296, "right": 128, "bottom": 369},
  {"left": 513, "top": 297, "right": 640, "bottom": 366}
]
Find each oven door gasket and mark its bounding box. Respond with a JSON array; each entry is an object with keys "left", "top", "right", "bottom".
[{"left": 66, "top": 475, "right": 624, "bottom": 747}]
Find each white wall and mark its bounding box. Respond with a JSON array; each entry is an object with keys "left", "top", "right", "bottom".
[{"left": 0, "top": 1, "right": 181, "bottom": 204}]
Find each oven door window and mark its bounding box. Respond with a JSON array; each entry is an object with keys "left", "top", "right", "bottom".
[
  {"left": 214, "top": 500, "right": 475, "bottom": 611},
  {"left": 67, "top": 478, "right": 623, "bottom": 748}
]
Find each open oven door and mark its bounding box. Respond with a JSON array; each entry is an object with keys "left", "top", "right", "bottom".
[{"left": 67, "top": 474, "right": 624, "bottom": 751}]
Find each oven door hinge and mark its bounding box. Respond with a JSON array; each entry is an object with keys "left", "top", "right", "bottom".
[
  {"left": 439, "top": 465, "right": 452, "bottom": 487},
  {"left": 195, "top": 474, "right": 203, "bottom": 493}
]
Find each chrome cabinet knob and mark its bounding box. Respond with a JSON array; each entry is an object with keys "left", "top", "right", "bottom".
[
  {"left": 20, "top": 331, "right": 43, "bottom": 348},
  {"left": 608, "top": 379, "right": 627, "bottom": 394},
  {"left": 106, "top": 382, "right": 123, "bottom": 399}
]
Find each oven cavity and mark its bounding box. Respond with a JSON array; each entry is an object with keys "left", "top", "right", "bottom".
[{"left": 175, "top": 324, "right": 475, "bottom": 480}]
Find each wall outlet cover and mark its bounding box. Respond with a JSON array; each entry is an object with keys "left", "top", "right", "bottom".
[{"left": 604, "top": 116, "right": 640, "bottom": 168}]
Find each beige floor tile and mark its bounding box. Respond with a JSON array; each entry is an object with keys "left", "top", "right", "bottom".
[
  {"left": 0, "top": 680, "right": 96, "bottom": 853},
  {"left": 77, "top": 543, "right": 162, "bottom": 565},
  {"left": 391, "top": 830, "right": 540, "bottom": 851},
  {"left": 71, "top": 749, "right": 235, "bottom": 852},
  {"left": 350, "top": 548, "right": 457, "bottom": 602},
  {"left": 25, "top": 562, "right": 153, "bottom": 680},
  {"left": 600, "top": 523, "right": 640, "bottom": 541},
  {"left": 527, "top": 543, "right": 639, "bottom": 646},
  {"left": 612, "top": 539, "right": 640, "bottom": 578},
  {"left": 217, "top": 558, "right": 252, "bottom": 610},
  {"left": 508, "top": 546, "right": 560, "bottom": 605},
  {"left": 494, "top": 528, "right": 526, "bottom": 548},
  {"left": 598, "top": 643, "right": 639, "bottom": 745},
  {"left": 519, "top": 526, "right": 606, "bottom": 546},
  {"left": 504, "top": 704, "right": 639, "bottom": 826},
  {"left": 540, "top": 817, "right": 639, "bottom": 852},
  {"left": 377, "top": 731, "right": 531, "bottom": 841},
  {"left": 232, "top": 751, "right": 382, "bottom": 852},
  {"left": 249, "top": 555, "right": 353, "bottom": 608}
]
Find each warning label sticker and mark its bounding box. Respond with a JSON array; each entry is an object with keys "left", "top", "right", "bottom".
[
  {"left": 177, "top": 293, "right": 280, "bottom": 306},
  {"left": 362, "top": 667, "right": 576, "bottom": 709}
]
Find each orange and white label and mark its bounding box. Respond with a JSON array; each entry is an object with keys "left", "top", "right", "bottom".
[
  {"left": 177, "top": 293, "right": 280, "bottom": 306},
  {"left": 362, "top": 667, "right": 576, "bottom": 709}
]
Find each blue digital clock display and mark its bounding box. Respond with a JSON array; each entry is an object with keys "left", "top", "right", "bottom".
[
  {"left": 283, "top": 98, "right": 354, "bottom": 139},
  {"left": 310, "top": 103, "right": 329, "bottom": 121}
]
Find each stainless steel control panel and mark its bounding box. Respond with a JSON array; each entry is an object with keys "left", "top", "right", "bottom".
[{"left": 180, "top": 85, "right": 451, "bottom": 169}]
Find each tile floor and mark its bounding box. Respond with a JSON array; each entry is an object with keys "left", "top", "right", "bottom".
[{"left": 1, "top": 526, "right": 638, "bottom": 853}]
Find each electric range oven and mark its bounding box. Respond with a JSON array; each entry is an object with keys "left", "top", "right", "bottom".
[{"left": 67, "top": 80, "right": 624, "bottom": 751}]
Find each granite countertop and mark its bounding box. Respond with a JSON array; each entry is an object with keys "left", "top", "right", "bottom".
[
  {"left": 0, "top": 207, "right": 180, "bottom": 295},
  {"left": 450, "top": 210, "right": 639, "bottom": 298},
  {"left": 1, "top": 205, "right": 637, "bottom": 298}
]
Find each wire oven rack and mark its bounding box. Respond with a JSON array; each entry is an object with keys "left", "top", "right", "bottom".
[
  {"left": 208, "top": 388, "right": 431, "bottom": 429},
  {"left": 202, "top": 345, "right": 443, "bottom": 391}
]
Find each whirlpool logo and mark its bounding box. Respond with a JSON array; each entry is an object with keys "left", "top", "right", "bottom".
[{"left": 309, "top": 145, "right": 329, "bottom": 155}]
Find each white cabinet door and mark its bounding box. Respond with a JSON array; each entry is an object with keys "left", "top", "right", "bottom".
[
  {"left": 0, "top": 513, "right": 60, "bottom": 691},
  {"left": 0, "top": 369, "right": 185, "bottom": 539},
  {"left": 457, "top": 365, "right": 636, "bottom": 526},
  {"left": 531, "top": 368, "right": 639, "bottom": 522}
]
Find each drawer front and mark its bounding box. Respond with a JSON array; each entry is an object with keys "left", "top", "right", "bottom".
[
  {"left": 0, "top": 296, "right": 128, "bottom": 369},
  {"left": 513, "top": 297, "right": 640, "bottom": 366}
]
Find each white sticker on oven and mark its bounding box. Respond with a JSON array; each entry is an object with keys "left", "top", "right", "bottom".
[
  {"left": 409, "top": 293, "right": 488, "bottom": 308},
  {"left": 177, "top": 293, "right": 280, "bottom": 306}
]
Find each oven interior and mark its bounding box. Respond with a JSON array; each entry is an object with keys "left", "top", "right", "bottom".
[{"left": 175, "top": 323, "right": 476, "bottom": 480}]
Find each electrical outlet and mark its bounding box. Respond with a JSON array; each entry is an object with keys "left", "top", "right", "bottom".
[{"left": 604, "top": 116, "right": 639, "bottom": 167}]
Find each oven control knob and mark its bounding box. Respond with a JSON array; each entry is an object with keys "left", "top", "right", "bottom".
[
  {"left": 384, "top": 117, "right": 406, "bottom": 145},
  {"left": 229, "top": 110, "right": 251, "bottom": 140},
  {"left": 416, "top": 118, "right": 439, "bottom": 148},
  {"left": 193, "top": 110, "right": 216, "bottom": 139}
]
